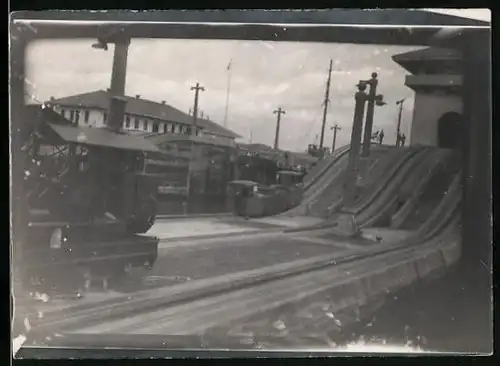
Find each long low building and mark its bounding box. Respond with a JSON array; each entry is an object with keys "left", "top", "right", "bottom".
[{"left": 47, "top": 89, "right": 241, "bottom": 143}]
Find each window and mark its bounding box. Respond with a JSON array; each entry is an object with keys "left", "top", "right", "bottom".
[
  {"left": 152, "top": 122, "right": 160, "bottom": 133},
  {"left": 170, "top": 124, "right": 176, "bottom": 133},
  {"left": 61, "top": 109, "right": 66, "bottom": 118},
  {"left": 134, "top": 118, "right": 139, "bottom": 130},
  {"left": 70, "top": 110, "right": 75, "bottom": 122},
  {"left": 186, "top": 126, "right": 192, "bottom": 135},
  {"left": 143, "top": 120, "right": 148, "bottom": 131},
  {"left": 75, "top": 110, "right": 80, "bottom": 124},
  {"left": 163, "top": 123, "right": 168, "bottom": 134},
  {"left": 84, "top": 110, "right": 90, "bottom": 123},
  {"left": 125, "top": 115, "right": 131, "bottom": 128}
]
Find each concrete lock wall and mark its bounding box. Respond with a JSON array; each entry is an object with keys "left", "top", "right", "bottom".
[{"left": 410, "top": 92, "right": 462, "bottom": 146}]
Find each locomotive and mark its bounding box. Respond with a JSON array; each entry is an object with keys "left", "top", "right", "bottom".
[
  {"left": 13, "top": 103, "right": 161, "bottom": 293},
  {"left": 228, "top": 169, "right": 305, "bottom": 217}
]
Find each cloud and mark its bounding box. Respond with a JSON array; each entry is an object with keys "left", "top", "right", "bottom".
[{"left": 26, "top": 39, "right": 420, "bottom": 151}]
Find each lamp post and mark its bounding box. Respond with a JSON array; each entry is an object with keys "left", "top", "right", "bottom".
[
  {"left": 361, "top": 72, "right": 387, "bottom": 157},
  {"left": 334, "top": 77, "right": 385, "bottom": 237},
  {"left": 395, "top": 98, "right": 405, "bottom": 147}
]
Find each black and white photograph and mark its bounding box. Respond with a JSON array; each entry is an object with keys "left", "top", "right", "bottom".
[{"left": 10, "top": 9, "right": 492, "bottom": 358}]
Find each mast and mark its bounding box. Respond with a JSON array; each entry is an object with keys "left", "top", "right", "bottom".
[{"left": 319, "top": 59, "right": 333, "bottom": 150}]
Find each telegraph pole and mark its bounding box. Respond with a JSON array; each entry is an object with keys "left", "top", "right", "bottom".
[
  {"left": 319, "top": 59, "right": 333, "bottom": 150},
  {"left": 395, "top": 98, "right": 405, "bottom": 147},
  {"left": 190, "top": 82, "right": 205, "bottom": 134},
  {"left": 185, "top": 82, "right": 205, "bottom": 214},
  {"left": 273, "top": 107, "right": 286, "bottom": 150},
  {"left": 330, "top": 124, "right": 341, "bottom": 152}
]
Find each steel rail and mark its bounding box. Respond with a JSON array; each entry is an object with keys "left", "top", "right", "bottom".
[{"left": 30, "top": 188, "right": 460, "bottom": 335}]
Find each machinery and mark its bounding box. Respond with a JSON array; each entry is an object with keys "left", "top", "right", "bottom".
[
  {"left": 17, "top": 104, "right": 161, "bottom": 292},
  {"left": 228, "top": 169, "right": 305, "bottom": 217}
]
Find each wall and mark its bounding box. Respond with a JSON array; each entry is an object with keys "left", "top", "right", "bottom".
[
  {"left": 53, "top": 105, "right": 216, "bottom": 139},
  {"left": 410, "top": 91, "right": 462, "bottom": 146}
]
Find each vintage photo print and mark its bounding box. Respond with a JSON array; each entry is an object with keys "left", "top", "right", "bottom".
[{"left": 10, "top": 9, "right": 492, "bottom": 358}]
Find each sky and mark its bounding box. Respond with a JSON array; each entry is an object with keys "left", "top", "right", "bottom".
[
  {"left": 24, "top": 9, "right": 489, "bottom": 152},
  {"left": 27, "top": 39, "right": 423, "bottom": 151}
]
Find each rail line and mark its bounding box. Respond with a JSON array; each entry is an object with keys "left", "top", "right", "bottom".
[
  {"left": 28, "top": 180, "right": 460, "bottom": 336},
  {"left": 22, "top": 149, "right": 463, "bottom": 342}
]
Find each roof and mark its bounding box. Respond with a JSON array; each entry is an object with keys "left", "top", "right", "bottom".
[
  {"left": 49, "top": 90, "right": 241, "bottom": 139},
  {"left": 47, "top": 123, "right": 161, "bottom": 153},
  {"left": 392, "top": 47, "right": 461, "bottom": 64},
  {"left": 144, "top": 133, "right": 237, "bottom": 149}
]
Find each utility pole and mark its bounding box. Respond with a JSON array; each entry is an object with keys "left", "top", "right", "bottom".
[
  {"left": 190, "top": 82, "right": 205, "bottom": 135},
  {"left": 185, "top": 82, "right": 205, "bottom": 214},
  {"left": 273, "top": 107, "right": 286, "bottom": 150},
  {"left": 361, "top": 72, "right": 386, "bottom": 157},
  {"left": 319, "top": 59, "right": 333, "bottom": 150},
  {"left": 395, "top": 98, "right": 405, "bottom": 147},
  {"left": 330, "top": 124, "right": 341, "bottom": 152}
]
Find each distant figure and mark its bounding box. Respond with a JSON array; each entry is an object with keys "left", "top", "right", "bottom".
[
  {"left": 378, "top": 129, "right": 385, "bottom": 145},
  {"left": 401, "top": 133, "right": 406, "bottom": 147}
]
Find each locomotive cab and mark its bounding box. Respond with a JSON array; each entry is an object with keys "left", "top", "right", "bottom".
[{"left": 276, "top": 170, "right": 305, "bottom": 187}]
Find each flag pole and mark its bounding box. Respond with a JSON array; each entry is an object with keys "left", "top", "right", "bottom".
[{"left": 223, "top": 59, "right": 232, "bottom": 128}]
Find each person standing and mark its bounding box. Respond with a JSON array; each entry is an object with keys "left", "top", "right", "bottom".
[
  {"left": 401, "top": 133, "right": 406, "bottom": 147},
  {"left": 378, "top": 129, "right": 385, "bottom": 145}
]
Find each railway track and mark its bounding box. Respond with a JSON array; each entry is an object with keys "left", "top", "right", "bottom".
[
  {"left": 23, "top": 213, "right": 460, "bottom": 349},
  {"left": 24, "top": 181, "right": 460, "bottom": 338},
  {"left": 18, "top": 148, "right": 463, "bottom": 349}
]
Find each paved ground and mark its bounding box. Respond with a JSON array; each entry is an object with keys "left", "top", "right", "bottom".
[
  {"left": 146, "top": 217, "right": 263, "bottom": 240},
  {"left": 242, "top": 215, "right": 325, "bottom": 229},
  {"left": 148, "top": 233, "right": 346, "bottom": 282},
  {"left": 146, "top": 216, "right": 326, "bottom": 242},
  {"left": 16, "top": 230, "right": 355, "bottom": 316}
]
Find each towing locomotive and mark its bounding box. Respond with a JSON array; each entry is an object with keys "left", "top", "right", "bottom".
[
  {"left": 15, "top": 103, "right": 161, "bottom": 293},
  {"left": 228, "top": 169, "right": 306, "bottom": 217}
]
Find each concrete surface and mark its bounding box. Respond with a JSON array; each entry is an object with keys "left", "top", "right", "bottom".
[
  {"left": 246, "top": 215, "right": 325, "bottom": 229},
  {"left": 68, "top": 233, "right": 460, "bottom": 336},
  {"left": 147, "top": 217, "right": 261, "bottom": 240}
]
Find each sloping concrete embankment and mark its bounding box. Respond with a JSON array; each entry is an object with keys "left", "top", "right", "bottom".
[{"left": 214, "top": 224, "right": 462, "bottom": 345}]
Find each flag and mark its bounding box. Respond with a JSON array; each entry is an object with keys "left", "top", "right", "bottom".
[{"left": 226, "top": 59, "right": 232, "bottom": 71}]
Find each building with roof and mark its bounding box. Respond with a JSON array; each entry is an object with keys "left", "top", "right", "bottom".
[
  {"left": 392, "top": 47, "right": 462, "bottom": 149},
  {"left": 47, "top": 89, "right": 241, "bottom": 143},
  {"left": 136, "top": 133, "right": 239, "bottom": 215}
]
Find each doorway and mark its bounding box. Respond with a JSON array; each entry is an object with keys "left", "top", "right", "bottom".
[{"left": 437, "top": 112, "right": 462, "bottom": 149}]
